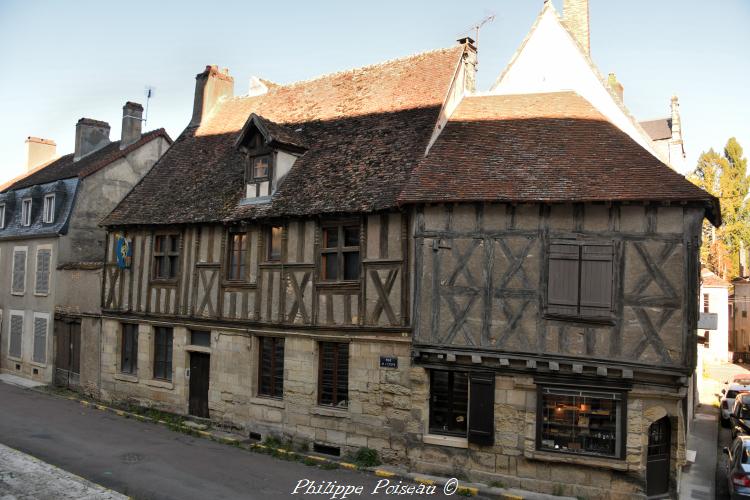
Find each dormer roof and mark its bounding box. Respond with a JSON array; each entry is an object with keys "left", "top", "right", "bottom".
[{"left": 235, "top": 113, "right": 307, "bottom": 154}]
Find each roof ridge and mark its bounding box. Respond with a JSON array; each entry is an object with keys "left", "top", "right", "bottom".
[{"left": 226, "top": 45, "right": 461, "bottom": 102}]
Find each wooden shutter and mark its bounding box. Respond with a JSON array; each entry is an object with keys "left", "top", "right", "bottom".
[
  {"left": 547, "top": 243, "right": 579, "bottom": 316},
  {"left": 468, "top": 372, "right": 495, "bottom": 445},
  {"left": 11, "top": 250, "right": 26, "bottom": 294},
  {"left": 579, "top": 244, "right": 614, "bottom": 318},
  {"left": 32, "top": 316, "right": 48, "bottom": 363},
  {"left": 35, "top": 249, "right": 51, "bottom": 294},
  {"left": 9, "top": 314, "right": 23, "bottom": 358}
]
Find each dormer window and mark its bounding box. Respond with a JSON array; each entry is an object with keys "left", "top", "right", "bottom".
[
  {"left": 43, "top": 194, "right": 55, "bottom": 224},
  {"left": 21, "top": 198, "right": 32, "bottom": 227},
  {"left": 0, "top": 204, "right": 5, "bottom": 229},
  {"left": 246, "top": 152, "right": 273, "bottom": 198}
]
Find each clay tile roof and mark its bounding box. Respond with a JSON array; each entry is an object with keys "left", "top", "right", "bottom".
[
  {"left": 102, "top": 45, "right": 466, "bottom": 226},
  {"left": 640, "top": 118, "right": 673, "bottom": 141},
  {"left": 398, "top": 92, "right": 720, "bottom": 225},
  {"left": 702, "top": 268, "right": 731, "bottom": 288},
  {"left": 2, "top": 128, "right": 172, "bottom": 192}
]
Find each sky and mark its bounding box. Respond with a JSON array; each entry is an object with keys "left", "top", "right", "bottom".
[{"left": 0, "top": 0, "right": 748, "bottom": 183}]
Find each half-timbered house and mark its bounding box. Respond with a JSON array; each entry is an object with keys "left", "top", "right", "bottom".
[{"left": 97, "top": 3, "right": 718, "bottom": 498}]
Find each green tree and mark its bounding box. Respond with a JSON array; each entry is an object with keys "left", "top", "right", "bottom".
[{"left": 689, "top": 138, "right": 749, "bottom": 278}]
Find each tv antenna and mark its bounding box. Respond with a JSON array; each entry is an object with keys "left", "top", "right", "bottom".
[
  {"left": 459, "top": 13, "right": 496, "bottom": 69},
  {"left": 144, "top": 86, "right": 156, "bottom": 126}
]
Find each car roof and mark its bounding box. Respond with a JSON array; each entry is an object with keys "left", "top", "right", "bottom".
[{"left": 728, "top": 383, "right": 750, "bottom": 390}]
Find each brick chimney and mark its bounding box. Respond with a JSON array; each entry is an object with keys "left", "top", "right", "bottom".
[
  {"left": 120, "top": 101, "right": 143, "bottom": 149},
  {"left": 25, "top": 137, "right": 56, "bottom": 171},
  {"left": 563, "top": 0, "right": 590, "bottom": 56},
  {"left": 607, "top": 73, "right": 624, "bottom": 102},
  {"left": 190, "top": 65, "right": 234, "bottom": 127},
  {"left": 74, "top": 118, "right": 111, "bottom": 161}
]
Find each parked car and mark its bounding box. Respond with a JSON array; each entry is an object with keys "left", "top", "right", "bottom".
[
  {"left": 724, "top": 435, "right": 750, "bottom": 499},
  {"left": 731, "top": 394, "right": 750, "bottom": 439},
  {"left": 721, "top": 380, "right": 750, "bottom": 426}
]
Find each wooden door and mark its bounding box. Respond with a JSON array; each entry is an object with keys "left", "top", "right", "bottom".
[
  {"left": 646, "top": 416, "right": 671, "bottom": 497},
  {"left": 189, "top": 352, "right": 210, "bottom": 418},
  {"left": 54, "top": 320, "right": 81, "bottom": 387}
]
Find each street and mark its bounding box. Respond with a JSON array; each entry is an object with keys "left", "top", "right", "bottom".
[{"left": 0, "top": 383, "right": 457, "bottom": 500}]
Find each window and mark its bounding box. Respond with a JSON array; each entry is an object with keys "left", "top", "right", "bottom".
[
  {"left": 34, "top": 248, "right": 51, "bottom": 295},
  {"left": 43, "top": 194, "right": 55, "bottom": 223},
  {"left": 538, "top": 387, "right": 624, "bottom": 458},
  {"left": 258, "top": 337, "right": 284, "bottom": 398},
  {"left": 742, "top": 310, "right": 747, "bottom": 319},
  {"left": 429, "top": 370, "right": 468, "bottom": 437},
  {"left": 246, "top": 154, "right": 273, "bottom": 198},
  {"left": 703, "top": 293, "right": 710, "bottom": 313},
  {"left": 153, "top": 234, "right": 180, "bottom": 280},
  {"left": 21, "top": 198, "right": 32, "bottom": 226},
  {"left": 547, "top": 241, "right": 614, "bottom": 320},
  {"left": 267, "top": 226, "right": 282, "bottom": 261},
  {"left": 0, "top": 204, "right": 5, "bottom": 229},
  {"left": 121, "top": 324, "right": 138, "bottom": 374},
  {"left": 153, "top": 327, "right": 173, "bottom": 381},
  {"left": 8, "top": 312, "right": 23, "bottom": 359},
  {"left": 11, "top": 247, "right": 27, "bottom": 295},
  {"left": 318, "top": 342, "right": 348, "bottom": 408},
  {"left": 320, "top": 224, "right": 360, "bottom": 281},
  {"left": 227, "top": 232, "right": 247, "bottom": 280},
  {"left": 428, "top": 370, "right": 495, "bottom": 444},
  {"left": 190, "top": 330, "right": 210, "bottom": 347},
  {"left": 32, "top": 314, "right": 49, "bottom": 364}
]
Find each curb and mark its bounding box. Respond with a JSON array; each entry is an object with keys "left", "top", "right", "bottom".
[{"left": 45, "top": 388, "right": 573, "bottom": 499}]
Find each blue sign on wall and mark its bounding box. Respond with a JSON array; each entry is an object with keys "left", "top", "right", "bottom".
[
  {"left": 380, "top": 356, "right": 398, "bottom": 369},
  {"left": 115, "top": 236, "right": 132, "bottom": 269}
]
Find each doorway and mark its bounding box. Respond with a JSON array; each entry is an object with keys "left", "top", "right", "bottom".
[
  {"left": 189, "top": 352, "right": 210, "bottom": 418},
  {"left": 54, "top": 319, "right": 81, "bottom": 387},
  {"left": 646, "top": 416, "right": 671, "bottom": 497}
]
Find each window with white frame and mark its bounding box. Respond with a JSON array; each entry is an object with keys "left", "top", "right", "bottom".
[
  {"left": 0, "top": 204, "right": 5, "bottom": 229},
  {"left": 21, "top": 198, "right": 32, "bottom": 226},
  {"left": 43, "top": 194, "right": 55, "bottom": 224},
  {"left": 11, "top": 247, "right": 27, "bottom": 295},
  {"left": 35, "top": 248, "right": 52, "bottom": 295},
  {"left": 8, "top": 311, "right": 23, "bottom": 359},
  {"left": 32, "top": 313, "right": 49, "bottom": 364}
]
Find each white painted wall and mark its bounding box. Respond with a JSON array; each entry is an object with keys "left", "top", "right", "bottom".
[
  {"left": 700, "top": 284, "right": 730, "bottom": 363},
  {"left": 491, "top": 5, "right": 658, "bottom": 158}
]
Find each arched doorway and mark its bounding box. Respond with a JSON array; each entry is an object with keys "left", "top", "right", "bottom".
[{"left": 647, "top": 416, "right": 671, "bottom": 497}]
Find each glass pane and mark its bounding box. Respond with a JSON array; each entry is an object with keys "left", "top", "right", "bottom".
[
  {"left": 344, "top": 226, "right": 359, "bottom": 247},
  {"left": 323, "top": 228, "right": 338, "bottom": 249},
  {"left": 539, "top": 390, "right": 619, "bottom": 457},
  {"left": 268, "top": 227, "right": 282, "bottom": 261},
  {"left": 323, "top": 254, "right": 338, "bottom": 280},
  {"left": 253, "top": 156, "right": 270, "bottom": 178},
  {"left": 170, "top": 235, "right": 179, "bottom": 253},
  {"left": 429, "top": 370, "right": 467, "bottom": 436},
  {"left": 344, "top": 252, "right": 359, "bottom": 280},
  {"left": 190, "top": 330, "right": 210, "bottom": 347},
  {"left": 154, "top": 236, "right": 164, "bottom": 253},
  {"left": 169, "top": 256, "right": 179, "bottom": 278}
]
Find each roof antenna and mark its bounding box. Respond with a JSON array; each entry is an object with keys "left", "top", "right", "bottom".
[
  {"left": 143, "top": 86, "right": 156, "bottom": 126},
  {"left": 459, "top": 13, "right": 495, "bottom": 69}
]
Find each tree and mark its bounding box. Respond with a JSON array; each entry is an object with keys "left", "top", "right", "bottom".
[{"left": 689, "top": 138, "right": 749, "bottom": 278}]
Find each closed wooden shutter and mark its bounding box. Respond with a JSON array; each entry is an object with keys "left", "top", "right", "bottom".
[
  {"left": 11, "top": 250, "right": 26, "bottom": 294},
  {"left": 35, "top": 249, "right": 51, "bottom": 294},
  {"left": 9, "top": 314, "right": 23, "bottom": 358},
  {"left": 547, "top": 243, "right": 579, "bottom": 316},
  {"left": 468, "top": 372, "right": 495, "bottom": 445},
  {"left": 579, "top": 244, "right": 614, "bottom": 318},
  {"left": 32, "top": 316, "right": 48, "bottom": 364}
]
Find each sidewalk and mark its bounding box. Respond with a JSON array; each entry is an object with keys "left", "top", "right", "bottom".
[
  {"left": 0, "top": 443, "right": 126, "bottom": 499},
  {"left": 679, "top": 405, "right": 718, "bottom": 499}
]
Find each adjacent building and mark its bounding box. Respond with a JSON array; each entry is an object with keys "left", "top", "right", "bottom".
[
  {"left": 734, "top": 277, "right": 750, "bottom": 355},
  {"left": 94, "top": 2, "right": 719, "bottom": 498},
  {"left": 0, "top": 103, "right": 170, "bottom": 389},
  {"left": 697, "top": 268, "right": 731, "bottom": 363}
]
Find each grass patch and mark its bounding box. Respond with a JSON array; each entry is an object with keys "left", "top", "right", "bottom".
[
  {"left": 347, "top": 447, "right": 381, "bottom": 468},
  {"left": 489, "top": 480, "right": 505, "bottom": 488}
]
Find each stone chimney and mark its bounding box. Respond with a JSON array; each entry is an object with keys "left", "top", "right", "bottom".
[
  {"left": 25, "top": 137, "right": 56, "bottom": 171},
  {"left": 457, "top": 37, "right": 478, "bottom": 93},
  {"left": 563, "top": 0, "right": 590, "bottom": 56},
  {"left": 74, "top": 118, "right": 111, "bottom": 161},
  {"left": 190, "top": 65, "right": 234, "bottom": 127},
  {"left": 120, "top": 101, "right": 143, "bottom": 150},
  {"left": 670, "top": 95, "right": 682, "bottom": 140},
  {"left": 247, "top": 76, "right": 269, "bottom": 97},
  {"left": 607, "top": 73, "right": 624, "bottom": 102}
]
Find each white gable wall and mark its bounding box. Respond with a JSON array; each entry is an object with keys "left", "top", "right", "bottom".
[{"left": 491, "top": 6, "right": 659, "bottom": 158}]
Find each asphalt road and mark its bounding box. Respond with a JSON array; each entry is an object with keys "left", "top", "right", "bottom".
[{"left": 0, "top": 383, "right": 458, "bottom": 500}]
